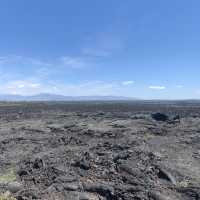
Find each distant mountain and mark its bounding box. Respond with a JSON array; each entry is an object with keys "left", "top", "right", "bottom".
[{"left": 0, "top": 93, "right": 138, "bottom": 101}]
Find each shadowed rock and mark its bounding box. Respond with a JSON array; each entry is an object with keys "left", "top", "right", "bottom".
[{"left": 151, "top": 113, "right": 169, "bottom": 121}]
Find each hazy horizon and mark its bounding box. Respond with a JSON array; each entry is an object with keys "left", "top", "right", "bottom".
[{"left": 0, "top": 93, "right": 200, "bottom": 101}]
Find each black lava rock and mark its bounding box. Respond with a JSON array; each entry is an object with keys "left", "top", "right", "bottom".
[{"left": 151, "top": 113, "right": 169, "bottom": 122}]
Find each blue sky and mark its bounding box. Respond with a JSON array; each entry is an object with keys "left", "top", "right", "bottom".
[{"left": 0, "top": 0, "right": 200, "bottom": 99}]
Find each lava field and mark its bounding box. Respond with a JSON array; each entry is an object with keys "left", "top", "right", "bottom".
[{"left": 0, "top": 101, "right": 199, "bottom": 200}]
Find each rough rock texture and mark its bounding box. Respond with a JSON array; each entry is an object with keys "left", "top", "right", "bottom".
[{"left": 0, "top": 101, "right": 199, "bottom": 199}]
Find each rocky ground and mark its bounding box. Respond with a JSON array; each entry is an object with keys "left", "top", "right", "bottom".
[{"left": 0, "top": 101, "right": 199, "bottom": 199}]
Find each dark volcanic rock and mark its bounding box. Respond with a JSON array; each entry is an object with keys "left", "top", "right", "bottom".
[
  {"left": 149, "top": 191, "right": 178, "bottom": 200},
  {"left": 82, "top": 182, "right": 115, "bottom": 199},
  {"left": 0, "top": 102, "right": 198, "bottom": 199},
  {"left": 156, "top": 166, "right": 176, "bottom": 185},
  {"left": 72, "top": 160, "right": 90, "bottom": 170},
  {"left": 151, "top": 113, "right": 169, "bottom": 121}
]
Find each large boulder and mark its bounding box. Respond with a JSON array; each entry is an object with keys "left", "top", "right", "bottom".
[{"left": 151, "top": 113, "right": 169, "bottom": 122}]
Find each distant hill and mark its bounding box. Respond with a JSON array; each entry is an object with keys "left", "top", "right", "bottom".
[{"left": 0, "top": 93, "right": 138, "bottom": 101}]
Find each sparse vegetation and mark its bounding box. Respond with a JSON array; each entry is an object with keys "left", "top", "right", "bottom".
[
  {"left": 0, "top": 192, "right": 16, "bottom": 200},
  {"left": 0, "top": 169, "right": 16, "bottom": 184},
  {"left": 177, "top": 180, "right": 191, "bottom": 188},
  {"left": 144, "top": 132, "right": 155, "bottom": 140}
]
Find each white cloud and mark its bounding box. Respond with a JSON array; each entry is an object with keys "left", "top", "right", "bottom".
[
  {"left": 18, "top": 84, "right": 25, "bottom": 88},
  {"left": 30, "top": 83, "right": 41, "bottom": 88},
  {"left": 0, "top": 55, "right": 51, "bottom": 67},
  {"left": 149, "top": 86, "right": 166, "bottom": 90},
  {"left": 0, "top": 56, "right": 9, "bottom": 64},
  {"left": 82, "top": 48, "right": 111, "bottom": 57},
  {"left": 0, "top": 55, "right": 94, "bottom": 79},
  {"left": 122, "top": 81, "right": 134, "bottom": 86},
  {"left": 53, "top": 81, "right": 118, "bottom": 96},
  {"left": 0, "top": 80, "right": 122, "bottom": 96},
  {"left": 61, "top": 56, "right": 86, "bottom": 69},
  {"left": 0, "top": 80, "right": 43, "bottom": 95},
  {"left": 176, "top": 85, "right": 183, "bottom": 88}
]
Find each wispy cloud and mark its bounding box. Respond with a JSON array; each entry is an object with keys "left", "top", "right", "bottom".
[
  {"left": 53, "top": 81, "right": 118, "bottom": 96},
  {"left": 82, "top": 48, "right": 111, "bottom": 57},
  {"left": 121, "top": 80, "right": 134, "bottom": 86},
  {"left": 176, "top": 85, "right": 183, "bottom": 88},
  {"left": 60, "top": 56, "right": 87, "bottom": 69},
  {"left": 149, "top": 86, "right": 166, "bottom": 90},
  {"left": 0, "top": 80, "right": 129, "bottom": 96},
  {"left": 0, "top": 80, "right": 42, "bottom": 95},
  {"left": 0, "top": 55, "right": 90, "bottom": 70},
  {"left": 0, "top": 54, "right": 104, "bottom": 96},
  {"left": 0, "top": 56, "right": 9, "bottom": 65},
  {"left": 82, "top": 33, "right": 125, "bottom": 57},
  {"left": 0, "top": 80, "right": 119, "bottom": 96},
  {"left": 0, "top": 55, "right": 51, "bottom": 67}
]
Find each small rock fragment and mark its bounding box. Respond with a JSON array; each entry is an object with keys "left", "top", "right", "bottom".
[
  {"left": 83, "top": 182, "right": 114, "bottom": 198},
  {"left": 156, "top": 166, "right": 176, "bottom": 185},
  {"left": 72, "top": 160, "right": 90, "bottom": 170},
  {"left": 149, "top": 191, "right": 171, "bottom": 200},
  {"left": 63, "top": 183, "right": 79, "bottom": 191},
  {"left": 7, "top": 182, "right": 23, "bottom": 193}
]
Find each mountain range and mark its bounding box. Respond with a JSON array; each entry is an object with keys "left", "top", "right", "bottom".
[{"left": 0, "top": 93, "right": 137, "bottom": 101}]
